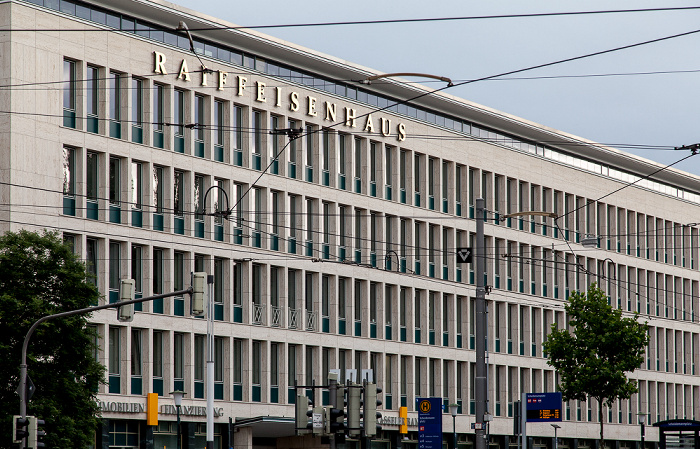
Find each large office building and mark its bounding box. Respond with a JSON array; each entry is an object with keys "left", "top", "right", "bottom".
[{"left": 2, "top": 0, "right": 699, "bottom": 448}]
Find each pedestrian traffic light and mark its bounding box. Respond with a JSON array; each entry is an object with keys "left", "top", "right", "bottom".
[
  {"left": 363, "top": 383, "right": 382, "bottom": 438},
  {"left": 28, "top": 416, "right": 46, "bottom": 448},
  {"left": 347, "top": 383, "right": 362, "bottom": 437},
  {"left": 13, "top": 415, "right": 29, "bottom": 444},
  {"left": 191, "top": 272, "right": 206, "bottom": 315},
  {"left": 294, "top": 394, "right": 311, "bottom": 435},
  {"left": 117, "top": 279, "right": 135, "bottom": 322},
  {"left": 328, "top": 405, "right": 345, "bottom": 434}
]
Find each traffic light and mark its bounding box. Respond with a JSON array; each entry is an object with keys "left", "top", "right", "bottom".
[
  {"left": 328, "top": 405, "right": 345, "bottom": 434},
  {"left": 347, "top": 383, "right": 362, "bottom": 437},
  {"left": 363, "top": 383, "right": 382, "bottom": 438},
  {"left": 191, "top": 272, "right": 206, "bottom": 315},
  {"left": 28, "top": 416, "right": 46, "bottom": 448},
  {"left": 330, "top": 385, "right": 346, "bottom": 435},
  {"left": 13, "top": 415, "right": 29, "bottom": 444},
  {"left": 117, "top": 279, "right": 135, "bottom": 322},
  {"left": 294, "top": 394, "right": 311, "bottom": 435}
]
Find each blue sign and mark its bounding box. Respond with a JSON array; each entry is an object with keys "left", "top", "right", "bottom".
[
  {"left": 526, "top": 392, "right": 562, "bottom": 422},
  {"left": 417, "top": 398, "right": 442, "bottom": 449}
]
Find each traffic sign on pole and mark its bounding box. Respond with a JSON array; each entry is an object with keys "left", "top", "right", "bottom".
[
  {"left": 456, "top": 248, "right": 473, "bottom": 263},
  {"left": 417, "top": 398, "right": 442, "bottom": 449}
]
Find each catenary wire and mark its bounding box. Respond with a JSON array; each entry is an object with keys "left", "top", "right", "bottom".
[{"left": 6, "top": 6, "right": 700, "bottom": 32}]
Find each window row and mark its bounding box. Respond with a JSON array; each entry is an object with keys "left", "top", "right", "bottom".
[
  {"left": 66, "top": 233, "right": 700, "bottom": 368},
  {"left": 55, "top": 17, "right": 700, "bottom": 206},
  {"left": 98, "top": 326, "right": 700, "bottom": 422}
]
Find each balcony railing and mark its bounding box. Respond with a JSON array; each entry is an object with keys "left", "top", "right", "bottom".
[
  {"left": 288, "top": 307, "right": 299, "bottom": 329},
  {"left": 271, "top": 306, "right": 283, "bottom": 327},
  {"left": 306, "top": 310, "right": 317, "bottom": 331},
  {"left": 253, "top": 303, "right": 265, "bottom": 325}
]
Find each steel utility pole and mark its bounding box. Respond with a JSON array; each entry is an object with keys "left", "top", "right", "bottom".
[
  {"left": 206, "top": 275, "right": 215, "bottom": 449},
  {"left": 475, "top": 197, "right": 487, "bottom": 449}
]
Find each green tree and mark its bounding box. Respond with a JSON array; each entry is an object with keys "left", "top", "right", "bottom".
[
  {"left": 0, "top": 230, "right": 103, "bottom": 448},
  {"left": 543, "top": 283, "right": 649, "bottom": 448}
]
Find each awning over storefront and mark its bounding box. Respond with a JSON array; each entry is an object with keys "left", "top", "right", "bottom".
[{"left": 232, "top": 416, "right": 296, "bottom": 438}]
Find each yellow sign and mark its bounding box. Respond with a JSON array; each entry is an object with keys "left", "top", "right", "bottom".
[
  {"left": 146, "top": 393, "right": 158, "bottom": 426},
  {"left": 420, "top": 400, "right": 431, "bottom": 413},
  {"left": 399, "top": 406, "right": 408, "bottom": 434}
]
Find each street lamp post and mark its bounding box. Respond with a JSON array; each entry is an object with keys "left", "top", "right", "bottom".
[
  {"left": 449, "top": 403, "right": 459, "bottom": 449},
  {"left": 171, "top": 390, "right": 186, "bottom": 449},
  {"left": 638, "top": 414, "right": 646, "bottom": 449},
  {"left": 551, "top": 424, "right": 560, "bottom": 449}
]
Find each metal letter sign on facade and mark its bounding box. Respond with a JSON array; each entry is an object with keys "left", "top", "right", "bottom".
[
  {"left": 417, "top": 398, "right": 442, "bottom": 449},
  {"left": 525, "top": 393, "right": 562, "bottom": 422},
  {"left": 456, "top": 248, "right": 473, "bottom": 264}
]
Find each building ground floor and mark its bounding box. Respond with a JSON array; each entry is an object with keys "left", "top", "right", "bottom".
[{"left": 95, "top": 416, "right": 664, "bottom": 449}]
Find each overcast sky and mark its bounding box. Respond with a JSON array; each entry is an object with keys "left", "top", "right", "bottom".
[{"left": 172, "top": 0, "right": 700, "bottom": 177}]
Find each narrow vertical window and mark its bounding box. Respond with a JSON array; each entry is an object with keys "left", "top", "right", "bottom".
[
  {"left": 109, "top": 157, "right": 122, "bottom": 223},
  {"left": 174, "top": 90, "right": 184, "bottom": 137},
  {"left": 339, "top": 206, "right": 346, "bottom": 250},
  {"left": 86, "top": 66, "right": 99, "bottom": 133},
  {"left": 152, "top": 331, "right": 163, "bottom": 395},
  {"left": 130, "top": 329, "right": 142, "bottom": 394},
  {"left": 63, "top": 59, "right": 76, "bottom": 128},
  {"left": 214, "top": 337, "right": 224, "bottom": 399},
  {"left": 62, "top": 147, "right": 76, "bottom": 215},
  {"left": 322, "top": 129, "right": 330, "bottom": 173},
  {"left": 338, "top": 134, "right": 346, "bottom": 187},
  {"left": 233, "top": 105, "right": 243, "bottom": 165},
  {"left": 109, "top": 327, "right": 121, "bottom": 393},
  {"left": 289, "top": 119, "right": 298, "bottom": 175},
  {"left": 174, "top": 171, "right": 184, "bottom": 217},
  {"left": 306, "top": 125, "right": 314, "bottom": 168},
  {"left": 233, "top": 339, "right": 243, "bottom": 400},
  {"left": 270, "top": 115, "right": 279, "bottom": 174},
  {"left": 109, "top": 72, "right": 122, "bottom": 138},
  {"left": 323, "top": 202, "right": 330, "bottom": 245},
  {"left": 194, "top": 94, "right": 205, "bottom": 157},
  {"left": 131, "top": 245, "right": 142, "bottom": 301},
  {"left": 270, "top": 343, "right": 279, "bottom": 402},
  {"left": 152, "top": 167, "right": 164, "bottom": 232},
  {"left": 174, "top": 333, "right": 184, "bottom": 390},
  {"left": 354, "top": 137, "right": 362, "bottom": 188},
  {"left": 131, "top": 162, "right": 142, "bottom": 210},
  {"left": 214, "top": 258, "right": 224, "bottom": 319},
  {"left": 131, "top": 78, "right": 143, "bottom": 143},
  {"left": 86, "top": 238, "right": 98, "bottom": 287},
  {"left": 271, "top": 191, "right": 280, "bottom": 246},
  {"left": 174, "top": 252, "right": 185, "bottom": 315},
  {"left": 252, "top": 341, "right": 262, "bottom": 401},
  {"left": 152, "top": 248, "right": 163, "bottom": 295},
  {"left": 152, "top": 84, "right": 164, "bottom": 148},
  {"left": 214, "top": 100, "right": 225, "bottom": 162},
  {"left": 194, "top": 334, "right": 205, "bottom": 398},
  {"left": 109, "top": 157, "right": 120, "bottom": 206},
  {"left": 109, "top": 241, "right": 120, "bottom": 303},
  {"left": 252, "top": 110, "right": 263, "bottom": 170},
  {"left": 174, "top": 90, "right": 185, "bottom": 152}
]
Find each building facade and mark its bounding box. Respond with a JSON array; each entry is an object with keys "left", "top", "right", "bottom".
[{"left": 2, "top": 0, "right": 699, "bottom": 448}]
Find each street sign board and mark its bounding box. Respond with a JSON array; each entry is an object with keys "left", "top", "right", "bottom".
[
  {"left": 313, "top": 413, "right": 323, "bottom": 429},
  {"left": 456, "top": 248, "right": 473, "bottom": 264},
  {"left": 525, "top": 392, "right": 562, "bottom": 422},
  {"left": 417, "top": 398, "right": 442, "bottom": 449}
]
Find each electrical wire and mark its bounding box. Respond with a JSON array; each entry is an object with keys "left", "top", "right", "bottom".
[{"left": 7, "top": 6, "right": 700, "bottom": 32}]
